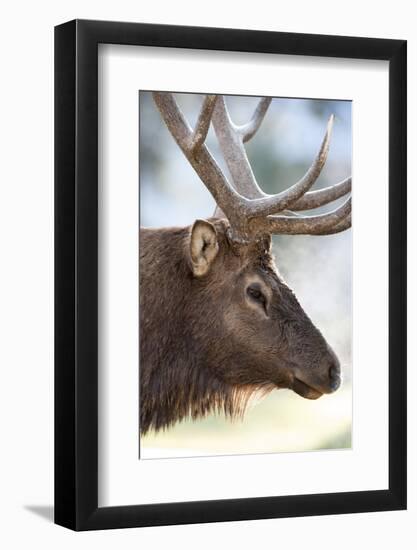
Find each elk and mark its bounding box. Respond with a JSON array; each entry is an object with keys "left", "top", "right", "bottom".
[{"left": 140, "top": 93, "right": 351, "bottom": 434}]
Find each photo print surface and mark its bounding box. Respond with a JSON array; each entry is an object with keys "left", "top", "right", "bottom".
[{"left": 139, "top": 91, "right": 352, "bottom": 459}]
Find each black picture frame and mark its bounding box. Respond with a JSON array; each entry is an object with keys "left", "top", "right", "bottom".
[{"left": 55, "top": 19, "right": 407, "bottom": 531}]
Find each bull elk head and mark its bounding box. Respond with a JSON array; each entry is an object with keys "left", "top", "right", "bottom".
[{"left": 140, "top": 93, "right": 351, "bottom": 433}]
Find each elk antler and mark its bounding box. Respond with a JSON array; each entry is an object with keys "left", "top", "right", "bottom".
[{"left": 152, "top": 92, "right": 351, "bottom": 242}]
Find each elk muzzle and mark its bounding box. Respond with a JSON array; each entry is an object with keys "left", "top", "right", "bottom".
[{"left": 292, "top": 346, "right": 342, "bottom": 400}]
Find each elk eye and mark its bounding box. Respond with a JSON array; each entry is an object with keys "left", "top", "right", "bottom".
[{"left": 247, "top": 285, "right": 266, "bottom": 307}]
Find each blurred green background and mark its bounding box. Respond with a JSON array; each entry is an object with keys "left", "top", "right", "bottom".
[{"left": 139, "top": 92, "right": 352, "bottom": 458}]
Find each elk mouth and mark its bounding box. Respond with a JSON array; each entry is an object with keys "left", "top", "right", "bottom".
[{"left": 292, "top": 377, "right": 323, "bottom": 400}]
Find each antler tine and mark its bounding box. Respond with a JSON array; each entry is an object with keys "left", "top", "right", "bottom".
[
  {"left": 212, "top": 96, "right": 269, "bottom": 219},
  {"left": 191, "top": 95, "right": 218, "bottom": 151},
  {"left": 212, "top": 96, "right": 267, "bottom": 200},
  {"left": 291, "top": 177, "right": 352, "bottom": 211},
  {"left": 152, "top": 92, "right": 251, "bottom": 229},
  {"left": 253, "top": 196, "right": 351, "bottom": 236},
  {"left": 311, "top": 213, "right": 351, "bottom": 235},
  {"left": 240, "top": 97, "right": 272, "bottom": 143},
  {"left": 213, "top": 105, "right": 335, "bottom": 220},
  {"left": 152, "top": 92, "right": 236, "bottom": 213},
  {"left": 245, "top": 114, "right": 334, "bottom": 218}
]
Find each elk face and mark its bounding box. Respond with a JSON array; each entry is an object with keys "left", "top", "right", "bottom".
[{"left": 189, "top": 219, "right": 341, "bottom": 400}]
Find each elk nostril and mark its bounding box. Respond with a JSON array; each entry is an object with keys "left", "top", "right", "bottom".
[
  {"left": 328, "top": 364, "right": 341, "bottom": 391},
  {"left": 329, "top": 365, "right": 337, "bottom": 380}
]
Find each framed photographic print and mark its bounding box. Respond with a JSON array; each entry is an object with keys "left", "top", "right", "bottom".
[{"left": 55, "top": 19, "right": 407, "bottom": 530}]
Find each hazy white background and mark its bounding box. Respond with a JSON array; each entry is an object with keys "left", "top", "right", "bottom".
[
  {"left": 0, "top": 1, "right": 415, "bottom": 549},
  {"left": 140, "top": 92, "right": 352, "bottom": 458}
]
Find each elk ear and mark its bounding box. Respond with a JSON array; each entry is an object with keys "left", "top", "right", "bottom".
[{"left": 189, "top": 219, "right": 219, "bottom": 277}]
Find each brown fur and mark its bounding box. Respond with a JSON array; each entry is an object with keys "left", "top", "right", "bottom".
[{"left": 140, "top": 218, "right": 340, "bottom": 434}]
